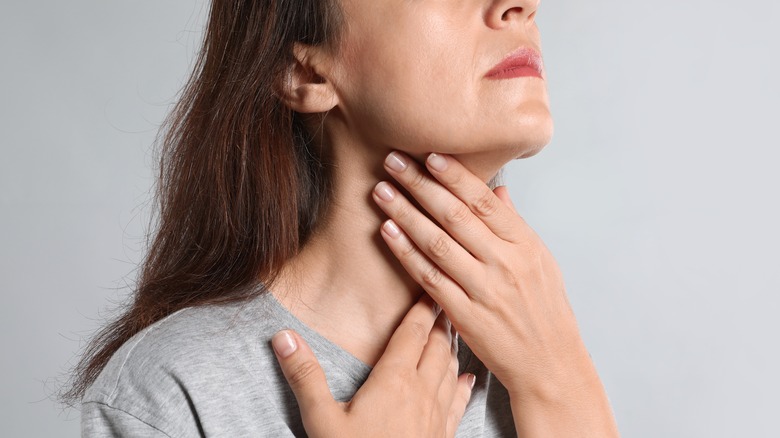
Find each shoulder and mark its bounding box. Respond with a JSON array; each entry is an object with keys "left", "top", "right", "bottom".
[
  {"left": 82, "top": 294, "right": 285, "bottom": 436},
  {"left": 84, "top": 300, "right": 249, "bottom": 399},
  {"left": 81, "top": 401, "right": 175, "bottom": 437}
]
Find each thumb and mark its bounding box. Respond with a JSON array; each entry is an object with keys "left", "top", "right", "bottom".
[
  {"left": 493, "top": 185, "right": 517, "bottom": 212},
  {"left": 272, "top": 330, "right": 340, "bottom": 425}
]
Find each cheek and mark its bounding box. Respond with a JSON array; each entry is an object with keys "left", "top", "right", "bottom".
[
  {"left": 349, "top": 73, "right": 478, "bottom": 153},
  {"left": 338, "top": 31, "right": 479, "bottom": 152}
]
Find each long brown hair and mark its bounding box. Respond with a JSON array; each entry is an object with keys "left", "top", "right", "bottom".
[{"left": 61, "top": 0, "right": 344, "bottom": 405}]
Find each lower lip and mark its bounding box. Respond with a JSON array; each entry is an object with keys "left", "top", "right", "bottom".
[{"left": 486, "top": 66, "right": 543, "bottom": 80}]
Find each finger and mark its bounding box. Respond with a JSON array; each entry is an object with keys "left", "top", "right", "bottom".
[
  {"left": 379, "top": 219, "right": 475, "bottom": 309},
  {"left": 272, "top": 330, "right": 340, "bottom": 424},
  {"left": 380, "top": 151, "right": 500, "bottom": 259},
  {"left": 423, "top": 152, "right": 527, "bottom": 244},
  {"left": 377, "top": 293, "right": 442, "bottom": 370},
  {"left": 436, "top": 328, "right": 461, "bottom": 414},
  {"left": 417, "top": 310, "right": 454, "bottom": 389},
  {"left": 493, "top": 185, "right": 517, "bottom": 212},
  {"left": 446, "top": 373, "right": 476, "bottom": 437},
  {"left": 373, "top": 182, "right": 488, "bottom": 299}
]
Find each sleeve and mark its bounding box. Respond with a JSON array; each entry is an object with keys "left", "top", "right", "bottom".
[
  {"left": 484, "top": 371, "right": 519, "bottom": 437},
  {"left": 81, "top": 401, "right": 174, "bottom": 438}
]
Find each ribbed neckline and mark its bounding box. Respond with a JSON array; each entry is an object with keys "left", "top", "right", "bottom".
[
  {"left": 246, "top": 281, "right": 474, "bottom": 383},
  {"left": 258, "top": 286, "right": 374, "bottom": 385}
]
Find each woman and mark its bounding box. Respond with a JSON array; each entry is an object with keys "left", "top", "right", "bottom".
[{"left": 65, "top": 0, "right": 620, "bottom": 436}]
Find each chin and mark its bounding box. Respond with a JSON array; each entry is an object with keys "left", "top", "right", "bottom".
[
  {"left": 511, "top": 112, "right": 554, "bottom": 159},
  {"left": 402, "top": 111, "right": 553, "bottom": 181},
  {"left": 515, "top": 140, "right": 548, "bottom": 159},
  {"left": 422, "top": 118, "right": 552, "bottom": 182}
]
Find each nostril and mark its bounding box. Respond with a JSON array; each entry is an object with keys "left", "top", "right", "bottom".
[{"left": 502, "top": 7, "right": 524, "bottom": 21}]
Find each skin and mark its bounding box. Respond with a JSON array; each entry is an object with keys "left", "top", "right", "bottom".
[
  {"left": 328, "top": 0, "right": 553, "bottom": 172},
  {"left": 272, "top": 295, "right": 474, "bottom": 437},
  {"left": 279, "top": 0, "right": 551, "bottom": 371},
  {"left": 273, "top": 0, "right": 620, "bottom": 436}
]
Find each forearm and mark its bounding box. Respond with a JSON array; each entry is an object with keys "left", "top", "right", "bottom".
[{"left": 508, "top": 355, "right": 620, "bottom": 438}]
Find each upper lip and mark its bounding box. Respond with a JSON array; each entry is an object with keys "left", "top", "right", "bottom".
[{"left": 484, "top": 46, "right": 544, "bottom": 78}]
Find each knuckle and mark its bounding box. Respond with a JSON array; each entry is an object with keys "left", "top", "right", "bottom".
[
  {"left": 286, "top": 360, "right": 319, "bottom": 388},
  {"left": 407, "top": 170, "right": 429, "bottom": 191},
  {"left": 450, "top": 169, "right": 466, "bottom": 186},
  {"left": 471, "top": 189, "right": 499, "bottom": 217},
  {"left": 443, "top": 203, "right": 471, "bottom": 227},
  {"left": 428, "top": 234, "right": 451, "bottom": 259},
  {"left": 393, "top": 203, "right": 412, "bottom": 223},
  {"left": 421, "top": 265, "right": 444, "bottom": 288},
  {"left": 399, "top": 238, "right": 418, "bottom": 258},
  {"left": 407, "top": 321, "right": 430, "bottom": 344}
]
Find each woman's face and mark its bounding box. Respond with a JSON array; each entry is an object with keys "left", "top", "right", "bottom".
[{"left": 327, "top": 0, "right": 552, "bottom": 162}]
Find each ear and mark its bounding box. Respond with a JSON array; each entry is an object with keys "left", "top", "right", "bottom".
[{"left": 278, "top": 43, "right": 339, "bottom": 113}]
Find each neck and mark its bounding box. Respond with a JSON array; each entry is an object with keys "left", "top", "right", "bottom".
[{"left": 272, "top": 133, "right": 511, "bottom": 367}]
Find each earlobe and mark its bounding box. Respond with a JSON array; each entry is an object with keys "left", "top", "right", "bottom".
[{"left": 279, "top": 43, "right": 339, "bottom": 114}]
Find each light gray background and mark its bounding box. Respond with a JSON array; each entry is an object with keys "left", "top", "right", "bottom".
[{"left": 2, "top": 1, "right": 778, "bottom": 436}]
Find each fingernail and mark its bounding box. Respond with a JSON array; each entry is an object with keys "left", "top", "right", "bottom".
[
  {"left": 385, "top": 152, "right": 407, "bottom": 172},
  {"left": 272, "top": 330, "right": 297, "bottom": 358},
  {"left": 468, "top": 373, "right": 476, "bottom": 389},
  {"left": 427, "top": 153, "right": 448, "bottom": 172},
  {"left": 374, "top": 181, "right": 395, "bottom": 202},
  {"left": 382, "top": 219, "right": 401, "bottom": 238}
]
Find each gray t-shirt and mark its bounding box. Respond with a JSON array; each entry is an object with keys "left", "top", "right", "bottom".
[{"left": 81, "top": 287, "right": 517, "bottom": 437}]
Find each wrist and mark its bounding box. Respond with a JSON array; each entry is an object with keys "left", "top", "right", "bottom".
[
  {"left": 506, "top": 344, "right": 600, "bottom": 404},
  {"left": 506, "top": 356, "right": 620, "bottom": 438}
]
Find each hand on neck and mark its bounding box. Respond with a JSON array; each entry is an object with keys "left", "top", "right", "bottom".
[{"left": 272, "top": 131, "right": 511, "bottom": 367}]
